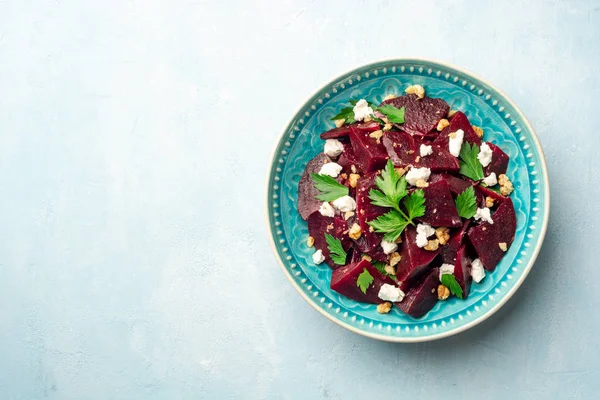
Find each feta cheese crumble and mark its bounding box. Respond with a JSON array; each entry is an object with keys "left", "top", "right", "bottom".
[
  {"left": 332, "top": 195, "right": 356, "bottom": 212},
  {"left": 378, "top": 284, "right": 405, "bottom": 302},
  {"left": 471, "top": 258, "right": 486, "bottom": 283},
  {"left": 416, "top": 223, "right": 436, "bottom": 248},
  {"left": 405, "top": 167, "right": 431, "bottom": 186},
  {"left": 474, "top": 207, "right": 494, "bottom": 224},
  {"left": 477, "top": 142, "right": 493, "bottom": 167},
  {"left": 318, "top": 202, "right": 335, "bottom": 217},
  {"left": 482, "top": 172, "right": 498, "bottom": 187},
  {"left": 353, "top": 99, "right": 373, "bottom": 122},
  {"left": 319, "top": 162, "right": 342, "bottom": 177},
  {"left": 381, "top": 240, "right": 398, "bottom": 255},
  {"left": 439, "top": 263, "right": 455, "bottom": 280},
  {"left": 312, "top": 249, "right": 325, "bottom": 264},
  {"left": 420, "top": 144, "right": 433, "bottom": 157},
  {"left": 324, "top": 139, "right": 344, "bottom": 158},
  {"left": 448, "top": 129, "right": 464, "bottom": 157}
]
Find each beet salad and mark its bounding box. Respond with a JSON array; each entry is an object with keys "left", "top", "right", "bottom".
[{"left": 298, "top": 85, "right": 516, "bottom": 318}]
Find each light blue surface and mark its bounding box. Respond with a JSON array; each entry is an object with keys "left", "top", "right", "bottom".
[
  {"left": 0, "top": 1, "right": 598, "bottom": 399},
  {"left": 269, "top": 59, "right": 548, "bottom": 341}
]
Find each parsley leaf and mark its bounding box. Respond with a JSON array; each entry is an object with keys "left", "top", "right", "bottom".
[
  {"left": 311, "top": 173, "right": 349, "bottom": 202},
  {"left": 356, "top": 268, "right": 374, "bottom": 294},
  {"left": 368, "top": 160, "right": 407, "bottom": 210},
  {"left": 403, "top": 190, "right": 426, "bottom": 220},
  {"left": 372, "top": 259, "right": 397, "bottom": 280},
  {"left": 330, "top": 106, "right": 355, "bottom": 125},
  {"left": 455, "top": 186, "right": 477, "bottom": 219},
  {"left": 377, "top": 104, "right": 405, "bottom": 124},
  {"left": 441, "top": 274, "right": 464, "bottom": 299},
  {"left": 458, "top": 143, "right": 484, "bottom": 181},
  {"left": 325, "top": 233, "right": 347, "bottom": 265},
  {"left": 367, "top": 210, "right": 411, "bottom": 242}
]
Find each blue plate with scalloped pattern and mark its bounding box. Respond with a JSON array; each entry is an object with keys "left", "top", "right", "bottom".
[{"left": 266, "top": 59, "right": 549, "bottom": 342}]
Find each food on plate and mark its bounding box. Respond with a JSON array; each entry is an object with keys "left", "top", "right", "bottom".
[{"left": 298, "top": 86, "right": 516, "bottom": 318}]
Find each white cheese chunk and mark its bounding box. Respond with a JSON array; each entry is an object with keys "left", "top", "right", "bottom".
[
  {"left": 415, "top": 223, "right": 435, "bottom": 248},
  {"left": 324, "top": 139, "right": 344, "bottom": 158},
  {"left": 439, "top": 263, "right": 455, "bottom": 281},
  {"left": 448, "top": 129, "right": 464, "bottom": 157},
  {"left": 405, "top": 167, "right": 431, "bottom": 186},
  {"left": 474, "top": 207, "right": 494, "bottom": 224},
  {"left": 381, "top": 240, "right": 398, "bottom": 255},
  {"left": 482, "top": 172, "right": 498, "bottom": 187},
  {"left": 353, "top": 99, "right": 374, "bottom": 122},
  {"left": 332, "top": 195, "right": 356, "bottom": 212},
  {"left": 312, "top": 249, "right": 325, "bottom": 264},
  {"left": 420, "top": 144, "right": 433, "bottom": 157},
  {"left": 318, "top": 202, "right": 335, "bottom": 217},
  {"left": 471, "top": 259, "right": 486, "bottom": 283},
  {"left": 319, "top": 162, "right": 342, "bottom": 177},
  {"left": 477, "top": 142, "right": 493, "bottom": 167},
  {"left": 378, "top": 284, "right": 405, "bottom": 302}
]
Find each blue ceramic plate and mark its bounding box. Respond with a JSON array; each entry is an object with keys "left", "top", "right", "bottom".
[{"left": 266, "top": 59, "right": 549, "bottom": 342}]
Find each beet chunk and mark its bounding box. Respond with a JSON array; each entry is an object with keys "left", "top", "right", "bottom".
[
  {"left": 297, "top": 153, "right": 332, "bottom": 220},
  {"left": 476, "top": 185, "right": 508, "bottom": 207},
  {"left": 396, "top": 268, "right": 439, "bottom": 318},
  {"left": 415, "top": 142, "right": 460, "bottom": 173},
  {"left": 307, "top": 212, "right": 352, "bottom": 269},
  {"left": 467, "top": 198, "right": 517, "bottom": 271},
  {"left": 453, "top": 245, "right": 473, "bottom": 299},
  {"left": 430, "top": 173, "right": 473, "bottom": 196},
  {"left": 355, "top": 172, "right": 387, "bottom": 251},
  {"left": 395, "top": 226, "right": 440, "bottom": 291},
  {"left": 380, "top": 94, "right": 449, "bottom": 136},
  {"left": 440, "top": 220, "right": 471, "bottom": 264},
  {"left": 382, "top": 130, "right": 418, "bottom": 168},
  {"left": 337, "top": 143, "right": 361, "bottom": 174},
  {"left": 432, "top": 111, "right": 482, "bottom": 149},
  {"left": 417, "top": 179, "right": 462, "bottom": 227},
  {"left": 350, "top": 128, "right": 389, "bottom": 172},
  {"left": 484, "top": 143, "right": 509, "bottom": 176},
  {"left": 320, "top": 121, "right": 380, "bottom": 140},
  {"left": 330, "top": 259, "right": 397, "bottom": 304}
]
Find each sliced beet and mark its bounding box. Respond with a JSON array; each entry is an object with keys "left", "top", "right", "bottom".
[
  {"left": 337, "top": 143, "right": 361, "bottom": 174},
  {"left": 307, "top": 212, "right": 352, "bottom": 269},
  {"left": 453, "top": 245, "right": 473, "bottom": 299},
  {"left": 395, "top": 226, "right": 440, "bottom": 291},
  {"left": 380, "top": 94, "right": 449, "bottom": 136},
  {"left": 440, "top": 220, "right": 471, "bottom": 264},
  {"left": 350, "top": 128, "right": 389, "bottom": 173},
  {"left": 330, "top": 259, "right": 396, "bottom": 304},
  {"left": 320, "top": 121, "right": 381, "bottom": 140},
  {"left": 415, "top": 142, "right": 460, "bottom": 173},
  {"left": 476, "top": 185, "right": 508, "bottom": 207},
  {"left": 297, "top": 153, "right": 332, "bottom": 220},
  {"left": 396, "top": 267, "right": 439, "bottom": 318},
  {"left": 355, "top": 172, "right": 387, "bottom": 251},
  {"left": 467, "top": 198, "right": 517, "bottom": 271},
  {"left": 382, "top": 130, "right": 418, "bottom": 168},
  {"left": 346, "top": 215, "right": 388, "bottom": 263},
  {"left": 417, "top": 179, "right": 462, "bottom": 227},
  {"left": 430, "top": 173, "right": 473, "bottom": 196},
  {"left": 432, "top": 111, "right": 482, "bottom": 149},
  {"left": 484, "top": 143, "right": 509, "bottom": 176}
]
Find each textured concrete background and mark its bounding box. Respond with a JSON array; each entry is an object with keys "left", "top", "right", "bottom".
[{"left": 0, "top": 1, "right": 598, "bottom": 399}]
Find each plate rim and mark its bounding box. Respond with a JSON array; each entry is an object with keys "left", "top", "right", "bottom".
[{"left": 265, "top": 57, "right": 550, "bottom": 343}]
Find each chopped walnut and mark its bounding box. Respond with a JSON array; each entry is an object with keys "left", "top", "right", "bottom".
[
  {"left": 499, "top": 242, "right": 508, "bottom": 252},
  {"left": 435, "top": 227, "right": 450, "bottom": 245},
  {"left": 437, "top": 118, "right": 450, "bottom": 131},
  {"left": 438, "top": 285, "right": 450, "bottom": 300},
  {"left": 472, "top": 125, "right": 484, "bottom": 138},
  {"left": 369, "top": 226, "right": 374, "bottom": 232},
  {"left": 326, "top": 223, "right": 334, "bottom": 231},
  {"left": 407, "top": 149, "right": 415, "bottom": 154},
  {"left": 384, "top": 264, "right": 396, "bottom": 275},
  {"left": 405, "top": 84, "right": 425, "bottom": 99},
  {"left": 340, "top": 173, "right": 348, "bottom": 180},
  {"left": 348, "top": 173, "right": 360, "bottom": 188},
  {"left": 360, "top": 209, "right": 365, "bottom": 215},
  {"left": 361, "top": 254, "right": 372, "bottom": 262},
  {"left": 424, "top": 239, "right": 440, "bottom": 251},
  {"left": 383, "top": 94, "right": 397, "bottom": 101},
  {"left": 415, "top": 156, "right": 421, "bottom": 163},
  {"left": 415, "top": 179, "right": 429, "bottom": 188},
  {"left": 395, "top": 167, "right": 406, "bottom": 177},
  {"left": 447, "top": 109, "right": 458, "bottom": 118},
  {"left": 383, "top": 123, "right": 393, "bottom": 132},
  {"left": 307, "top": 236, "right": 315, "bottom": 247},
  {"left": 389, "top": 252, "right": 402, "bottom": 267},
  {"left": 498, "top": 174, "right": 514, "bottom": 196},
  {"left": 351, "top": 165, "right": 357, "bottom": 173},
  {"left": 485, "top": 196, "right": 495, "bottom": 208},
  {"left": 448, "top": 131, "right": 457, "bottom": 139},
  {"left": 369, "top": 130, "right": 383, "bottom": 143},
  {"left": 394, "top": 235, "right": 403, "bottom": 244},
  {"left": 363, "top": 115, "right": 373, "bottom": 123},
  {"left": 348, "top": 223, "right": 362, "bottom": 240},
  {"left": 377, "top": 302, "right": 392, "bottom": 314},
  {"left": 334, "top": 119, "right": 345, "bottom": 128},
  {"left": 344, "top": 211, "right": 355, "bottom": 220}
]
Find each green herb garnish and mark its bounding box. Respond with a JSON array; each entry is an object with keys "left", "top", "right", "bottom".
[
  {"left": 376, "top": 104, "right": 405, "bottom": 124},
  {"left": 310, "top": 173, "right": 349, "bottom": 202},
  {"left": 372, "top": 259, "right": 397, "bottom": 281},
  {"left": 357, "top": 268, "right": 374, "bottom": 294},
  {"left": 441, "top": 274, "right": 464, "bottom": 299},
  {"left": 325, "top": 233, "right": 347, "bottom": 265},
  {"left": 458, "top": 142, "right": 484, "bottom": 181},
  {"left": 455, "top": 186, "right": 477, "bottom": 219},
  {"left": 330, "top": 106, "right": 355, "bottom": 125}
]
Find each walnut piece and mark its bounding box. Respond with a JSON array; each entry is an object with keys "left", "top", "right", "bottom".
[
  {"left": 472, "top": 125, "right": 484, "bottom": 138},
  {"left": 395, "top": 167, "right": 406, "bottom": 177},
  {"left": 361, "top": 254, "right": 372, "bottom": 262},
  {"left": 405, "top": 84, "right": 425, "bottom": 99},
  {"left": 438, "top": 285, "right": 450, "bottom": 300},
  {"left": 424, "top": 239, "right": 440, "bottom": 251},
  {"left": 363, "top": 115, "right": 373, "bottom": 123},
  {"left": 447, "top": 109, "right": 458, "bottom": 118},
  {"left": 499, "top": 242, "right": 508, "bottom": 252},
  {"left": 369, "top": 130, "right": 383, "bottom": 143},
  {"left": 384, "top": 264, "right": 396, "bottom": 275},
  {"left": 334, "top": 119, "right": 345, "bottom": 128},
  {"left": 351, "top": 165, "right": 357, "bottom": 173},
  {"left": 415, "top": 156, "right": 421, "bottom": 163},
  {"left": 485, "top": 196, "right": 495, "bottom": 208},
  {"left": 377, "top": 302, "right": 393, "bottom": 314},
  {"left": 415, "top": 179, "right": 429, "bottom": 188},
  {"left": 344, "top": 211, "right": 355, "bottom": 220},
  {"left": 498, "top": 174, "right": 514, "bottom": 196},
  {"left": 383, "top": 94, "right": 397, "bottom": 101},
  {"left": 348, "top": 223, "right": 362, "bottom": 240},
  {"left": 383, "top": 123, "right": 393, "bottom": 132},
  {"left": 448, "top": 131, "right": 457, "bottom": 139},
  {"left": 435, "top": 227, "right": 450, "bottom": 245},
  {"left": 389, "top": 252, "right": 402, "bottom": 267},
  {"left": 348, "top": 173, "right": 360, "bottom": 188},
  {"left": 307, "top": 236, "right": 315, "bottom": 247},
  {"left": 437, "top": 118, "right": 450, "bottom": 131}
]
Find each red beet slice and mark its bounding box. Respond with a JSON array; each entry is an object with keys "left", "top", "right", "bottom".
[
  {"left": 346, "top": 214, "right": 388, "bottom": 262},
  {"left": 330, "top": 259, "right": 396, "bottom": 304},
  {"left": 395, "top": 226, "right": 440, "bottom": 291},
  {"left": 484, "top": 143, "right": 509, "bottom": 176},
  {"left": 430, "top": 173, "right": 473, "bottom": 196},
  {"left": 417, "top": 179, "right": 462, "bottom": 227},
  {"left": 355, "top": 172, "right": 386, "bottom": 251},
  {"left": 380, "top": 94, "right": 449, "bottom": 136},
  {"left": 396, "top": 268, "right": 439, "bottom": 318},
  {"left": 476, "top": 185, "right": 508, "bottom": 207},
  {"left": 337, "top": 143, "right": 361, "bottom": 174},
  {"left": 297, "top": 153, "right": 332, "bottom": 220},
  {"left": 307, "top": 212, "right": 352, "bottom": 269},
  {"left": 467, "top": 198, "right": 517, "bottom": 271},
  {"left": 320, "top": 121, "right": 380, "bottom": 140},
  {"left": 350, "top": 128, "right": 389, "bottom": 172},
  {"left": 415, "top": 141, "right": 460, "bottom": 173},
  {"left": 432, "top": 111, "right": 482, "bottom": 149},
  {"left": 440, "top": 220, "right": 471, "bottom": 264},
  {"left": 382, "top": 130, "right": 418, "bottom": 168},
  {"left": 453, "top": 245, "right": 473, "bottom": 299}
]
